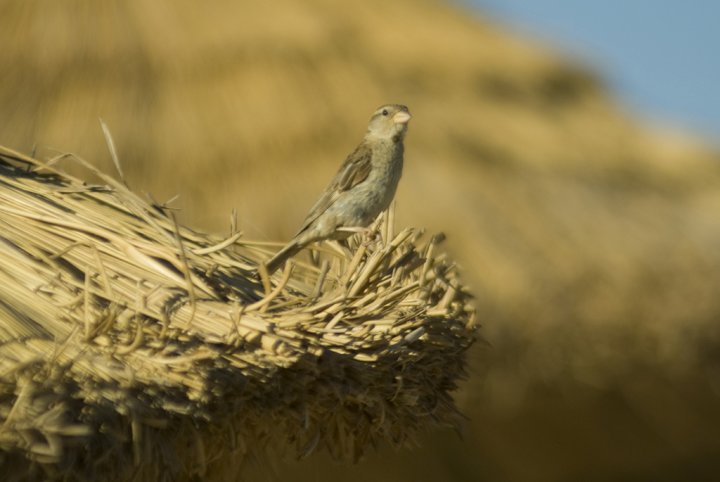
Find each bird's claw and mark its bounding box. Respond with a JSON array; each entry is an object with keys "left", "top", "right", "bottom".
[
  {"left": 337, "top": 226, "right": 378, "bottom": 246},
  {"left": 361, "top": 228, "right": 378, "bottom": 246}
]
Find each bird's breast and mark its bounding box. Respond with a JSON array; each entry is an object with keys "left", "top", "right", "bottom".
[{"left": 341, "top": 145, "right": 403, "bottom": 225}]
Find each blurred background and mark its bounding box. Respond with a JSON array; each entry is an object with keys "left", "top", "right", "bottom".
[
  {"left": 2, "top": 0, "right": 720, "bottom": 480},
  {"left": 472, "top": 0, "right": 720, "bottom": 140}
]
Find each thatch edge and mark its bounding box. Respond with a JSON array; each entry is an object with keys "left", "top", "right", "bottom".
[{"left": 0, "top": 145, "right": 477, "bottom": 481}]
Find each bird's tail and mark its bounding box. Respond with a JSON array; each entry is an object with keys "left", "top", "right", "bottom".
[{"left": 265, "top": 241, "right": 303, "bottom": 274}]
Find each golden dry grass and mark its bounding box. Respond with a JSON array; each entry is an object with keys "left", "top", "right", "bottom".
[{"left": 0, "top": 145, "right": 474, "bottom": 481}]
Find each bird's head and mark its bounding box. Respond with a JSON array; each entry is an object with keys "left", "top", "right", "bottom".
[{"left": 365, "top": 104, "right": 411, "bottom": 142}]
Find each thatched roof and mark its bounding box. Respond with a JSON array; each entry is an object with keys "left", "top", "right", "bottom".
[{"left": 0, "top": 145, "right": 475, "bottom": 481}]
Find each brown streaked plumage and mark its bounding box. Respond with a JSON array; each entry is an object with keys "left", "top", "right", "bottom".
[{"left": 266, "top": 104, "right": 411, "bottom": 273}]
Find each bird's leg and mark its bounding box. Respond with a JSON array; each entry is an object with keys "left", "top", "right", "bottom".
[
  {"left": 362, "top": 227, "right": 379, "bottom": 247},
  {"left": 336, "top": 226, "right": 378, "bottom": 247},
  {"left": 309, "top": 248, "right": 321, "bottom": 266}
]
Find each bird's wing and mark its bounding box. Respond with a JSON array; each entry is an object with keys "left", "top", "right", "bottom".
[
  {"left": 296, "top": 142, "right": 373, "bottom": 235},
  {"left": 335, "top": 143, "right": 373, "bottom": 192}
]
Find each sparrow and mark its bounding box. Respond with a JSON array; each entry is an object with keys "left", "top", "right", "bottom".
[{"left": 265, "top": 104, "right": 411, "bottom": 274}]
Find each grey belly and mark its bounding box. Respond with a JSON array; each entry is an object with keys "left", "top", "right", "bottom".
[{"left": 332, "top": 183, "right": 392, "bottom": 227}]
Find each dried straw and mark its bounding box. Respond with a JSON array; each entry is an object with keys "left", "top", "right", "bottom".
[{"left": 0, "top": 145, "right": 476, "bottom": 481}]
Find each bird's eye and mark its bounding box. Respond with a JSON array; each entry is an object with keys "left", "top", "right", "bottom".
[{"left": 382, "top": 109, "right": 389, "bottom": 116}]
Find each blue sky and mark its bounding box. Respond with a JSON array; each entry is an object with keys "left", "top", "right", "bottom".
[{"left": 468, "top": 0, "right": 719, "bottom": 141}]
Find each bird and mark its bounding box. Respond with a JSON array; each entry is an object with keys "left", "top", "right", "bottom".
[{"left": 265, "top": 104, "right": 411, "bottom": 274}]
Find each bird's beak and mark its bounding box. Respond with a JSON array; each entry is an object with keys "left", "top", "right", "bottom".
[{"left": 392, "top": 111, "right": 412, "bottom": 124}]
